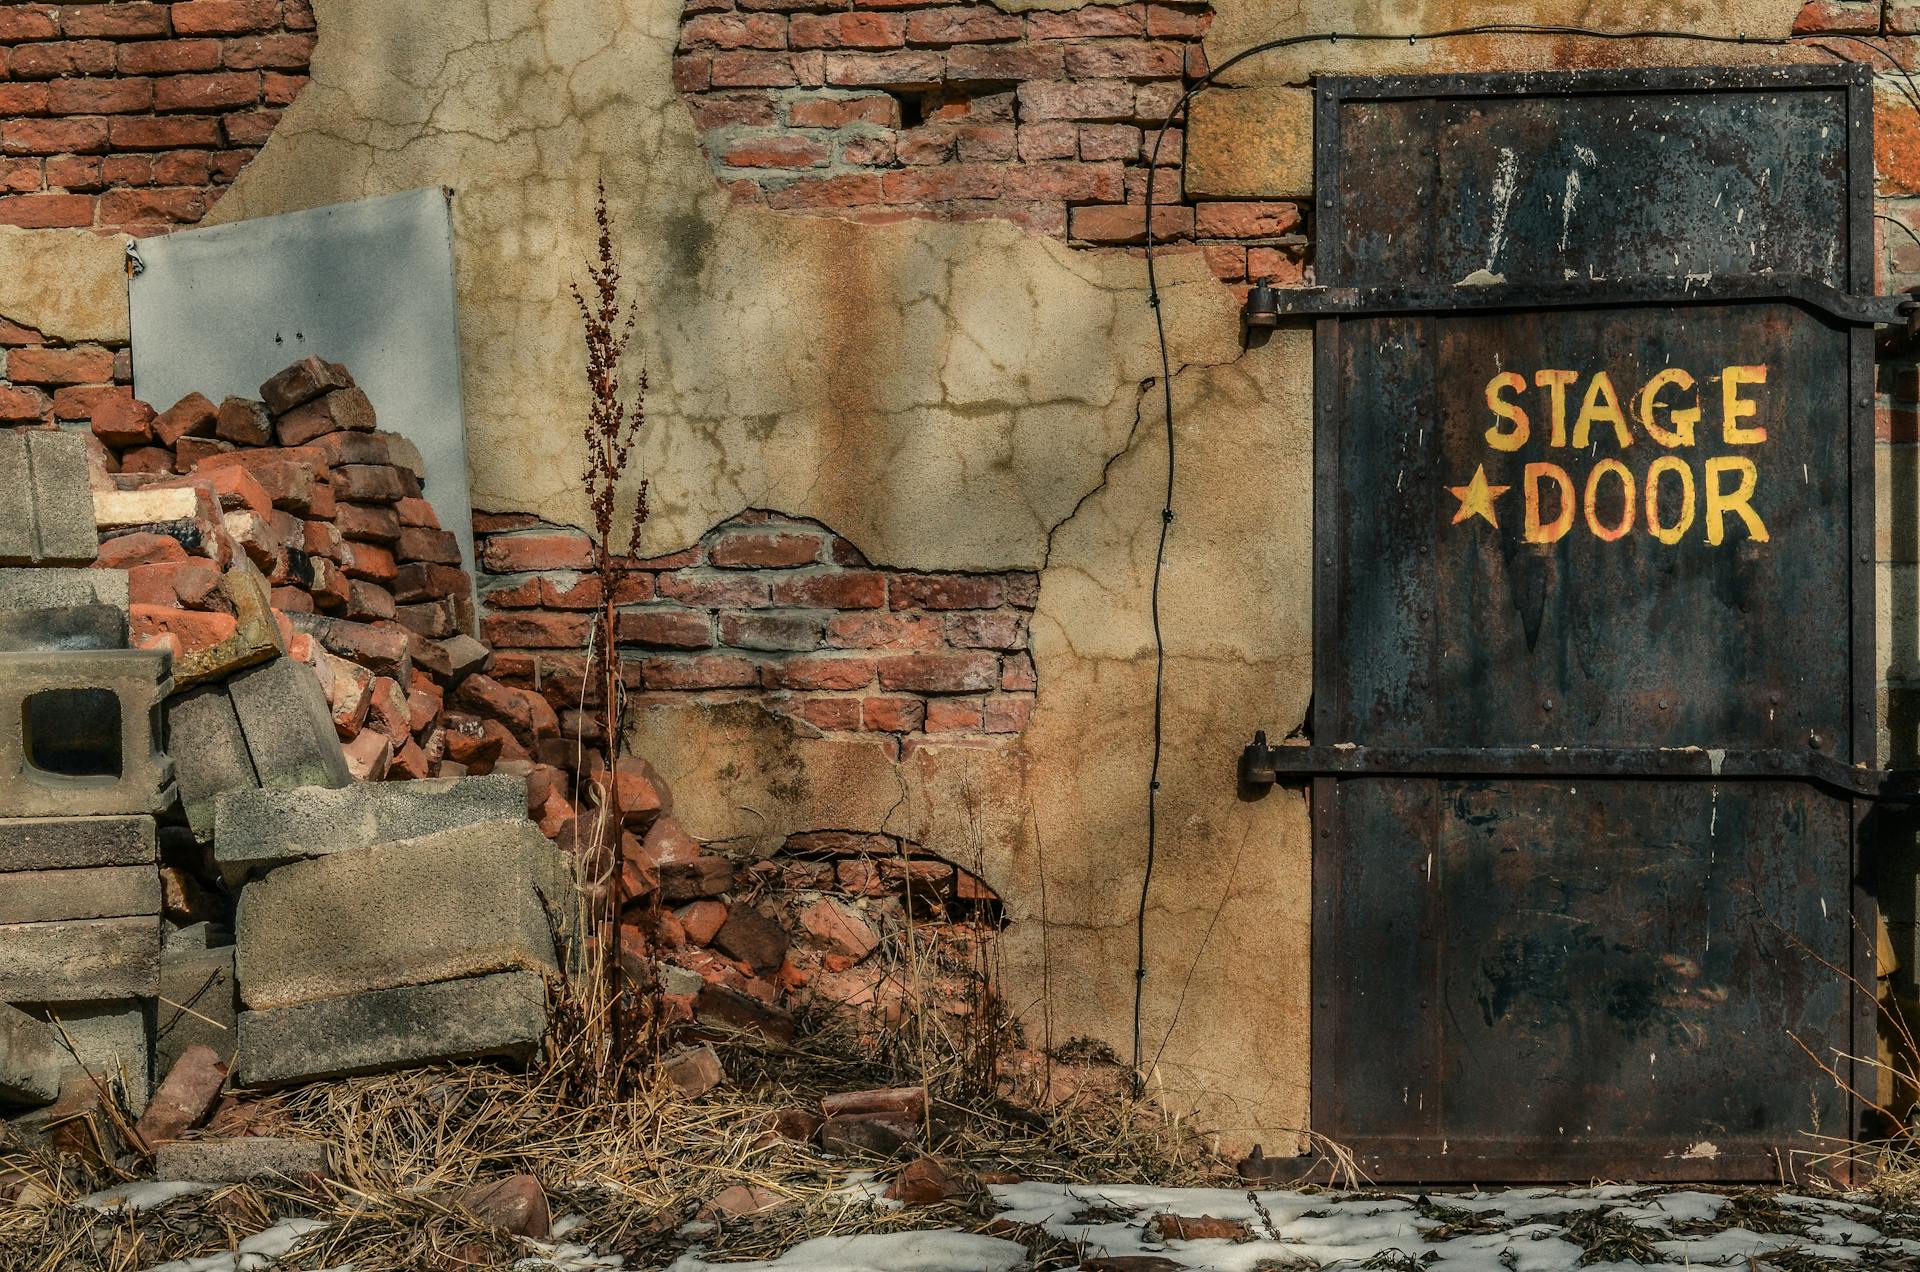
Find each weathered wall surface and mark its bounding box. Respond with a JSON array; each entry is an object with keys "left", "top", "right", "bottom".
[{"left": 5, "top": 0, "right": 1916, "bottom": 1150}]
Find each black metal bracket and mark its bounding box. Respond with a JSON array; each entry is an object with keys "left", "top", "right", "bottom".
[
  {"left": 1241, "top": 731, "right": 1920, "bottom": 802},
  {"left": 1239, "top": 274, "right": 1919, "bottom": 332}
]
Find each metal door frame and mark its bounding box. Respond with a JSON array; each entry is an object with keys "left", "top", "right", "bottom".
[{"left": 1295, "top": 64, "right": 1877, "bottom": 1180}]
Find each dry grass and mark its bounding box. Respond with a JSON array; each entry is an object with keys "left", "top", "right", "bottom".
[{"left": 0, "top": 1004, "right": 1233, "bottom": 1271}]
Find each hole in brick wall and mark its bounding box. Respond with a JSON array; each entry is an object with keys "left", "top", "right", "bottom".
[
  {"left": 21, "top": 688, "right": 122, "bottom": 778},
  {"left": 896, "top": 92, "right": 929, "bottom": 131}
]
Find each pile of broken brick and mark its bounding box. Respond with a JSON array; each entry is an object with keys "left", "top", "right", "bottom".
[{"left": 0, "top": 366, "right": 579, "bottom": 1169}]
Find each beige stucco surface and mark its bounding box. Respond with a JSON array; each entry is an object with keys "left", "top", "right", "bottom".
[
  {"left": 1, "top": 0, "right": 1818, "bottom": 1150},
  {"left": 0, "top": 227, "right": 131, "bottom": 345}
]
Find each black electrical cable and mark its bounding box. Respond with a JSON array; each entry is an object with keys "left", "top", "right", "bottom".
[{"left": 1129, "top": 22, "right": 1897, "bottom": 1085}]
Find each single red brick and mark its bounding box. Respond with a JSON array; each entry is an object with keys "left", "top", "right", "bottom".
[
  {"left": 710, "top": 51, "right": 806, "bottom": 87},
  {"left": 1069, "top": 201, "right": 1191, "bottom": 243},
  {"left": 861, "top": 695, "right": 924, "bottom": 731},
  {"left": 1000, "top": 650, "right": 1036, "bottom": 690},
  {"left": 1028, "top": 4, "right": 1145, "bottom": 37},
  {"left": 657, "top": 571, "right": 771, "bottom": 607},
  {"left": 170, "top": 0, "right": 279, "bottom": 36},
  {"left": 284, "top": 0, "right": 316, "bottom": 30},
  {"left": 1146, "top": 2, "right": 1209, "bottom": 36},
  {"left": 117, "top": 38, "right": 221, "bottom": 75},
  {"left": 718, "top": 611, "right": 823, "bottom": 650},
  {"left": 61, "top": 3, "right": 171, "bottom": 38},
  {"left": 1063, "top": 38, "right": 1183, "bottom": 79},
  {"left": 1003, "top": 159, "right": 1122, "bottom": 203},
  {"left": 1079, "top": 122, "right": 1141, "bottom": 161},
  {"left": 876, "top": 651, "right": 998, "bottom": 692},
  {"left": 261, "top": 70, "right": 304, "bottom": 105},
  {"left": 640, "top": 654, "right": 759, "bottom": 690},
  {"left": 97, "top": 531, "right": 188, "bottom": 568},
  {"left": 710, "top": 528, "right": 825, "bottom": 568},
  {"left": 904, "top": 6, "right": 1021, "bottom": 43},
  {"left": 770, "top": 570, "right": 885, "bottom": 608},
  {"left": 787, "top": 93, "right": 898, "bottom": 127},
  {"left": 925, "top": 696, "right": 984, "bottom": 732},
  {"left": 722, "top": 135, "right": 829, "bottom": 167},
  {"left": 131, "top": 604, "right": 237, "bottom": 657},
  {"left": 687, "top": 94, "right": 780, "bottom": 129},
  {"left": 110, "top": 115, "right": 223, "bottom": 149},
  {"left": 154, "top": 71, "right": 260, "bottom": 112},
  {"left": 151, "top": 149, "right": 212, "bottom": 185},
  {"left": 1016, "top": 79, "right": 1134, "bottom": 122},
  {"left": 484, "top": 611, "right": 593, "bottom": 649},
  {"left": 822, "top": 50, "right": 939, "bottom": 87},
  {"left": 617, "top": 608, "right": 714, "bottom": 648},
  {"left": 1202, "top": 244, "right": 1246, "bottom": 282},
  {"left": 944, "top": 44, "right": 1063, "bottom": 81},
  {"left": 786, "top": 695, "right": 862, "bottom": 731},
  {"left": 879, "top": 162, "right": 1005, "bottom": 202},
  {"left": 51, "top": 382, "right": 124, "bottom": 422},
  {"left": 765, "top": 172, "right": 883, "bottom": 209},
  {"left": 0, "top": 192, "right": 86, "bottom": 232},
  {"left": 984, "top": 695, "right": 1032, "bottom": 732},
  {"left": 343, "top": 540, "right": 398, "bottom": 583},
  {"left": 128, "top": 559, "right": 223, "bottom": 609},
  {"left": 10, "top": 39, "right": 114, "bottom": 79},
  {"left": 3, "top": 118, "right": 110, "bottom": 156},
  {"left": 762, "top": 654, "right": 874, "bottom": 690},
  {"left": 0, "top": 85, "right": 50, "bottom": 117},
  {"left": 44, "top": 154, "right": 102, "bottom": 189},
  {"left": 103, "top": 154, "right": 154, "bottom": 184},
  {"left": 790, "top": 11, "right": 905, "bottom": 48},
  {"left": 222, "top": 34, "right": 316, "bottom": 69},
  {"left": 480, "top": 532, "right": 595, "bottom": 572},
  {"left": 100, "top": 185, "right": 210, "bottom": 228},
  {"left": 683, "top": 13, "right": 788, "bottom": 49},
  {"left": 8, "top": 345, "right": 113, "bottom": 386},
  {"left": 0, "top": 385, "right": 50, "bottom": 422},
  {"left": 889, "top": 573, "right": 1003, "bottom": 610},
  {"left": 1793, "top": 0, "right": 1880, "bottom": 32},
  {"left": 92, "top": 395, "right": 156, "bottom": 447},
  {"left": 0, "top": 6, "right": 59, "bottom": 42},
  {"left": 0, "top": 318, "right": 43, "bottom": 346},
  {"left": 1194, "top": 200, "right": 1300, "bottom": 238},
  {"left": 1247, "top": 245, "right": 1305, "bottom": 283},
  {"left": 945, "top": 611, "right": 1025, "bottom": 649},
  {"left": 826, "top": 611, "right": 942, "bottom": 648},
  {"left": 673, "top": 53, "right": 713, "bottom": 91}
]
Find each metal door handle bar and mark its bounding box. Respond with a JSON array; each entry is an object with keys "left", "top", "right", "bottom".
[
  {"left": 1246, "top": 275, "right": 1915, "bottom": 327},
  {"left": 1240, "top": 732, "right": 1920, "bottom": 800}
]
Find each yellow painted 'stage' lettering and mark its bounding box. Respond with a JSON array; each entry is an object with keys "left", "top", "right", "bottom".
[{"left": 1459, "top": 364, "right": 1773, "bottom": 546}]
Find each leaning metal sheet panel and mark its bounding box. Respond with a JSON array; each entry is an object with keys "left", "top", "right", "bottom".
[
  {"left": 127, "top": 188, "right": 477, "bottom": 574},
  {"left": 1307, "top": 66, "right": 1875, "bottom": 1181}
]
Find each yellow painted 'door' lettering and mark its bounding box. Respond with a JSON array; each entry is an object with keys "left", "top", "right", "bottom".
[
  {"left": 1583, "top": 458, "right": 1636, "bottom": 541},
  {"left": 1524, "top": 462, "right": 1575, "bottom": 543},
  {"left": 1721, "top": 365, "right": 1768, "bottom": 444},
  {"left": 1644, "top": 455, "right": 1696, "bottom": 545},
  {"left": 1484, "top": 371, "right": 1530, "bottom": 451},
  {"left": 1705, "top": 455, "right": 1768, "bottom": 544},
  {"left": 1534, "top": 369, "right": 1579, "bottom": 447},
  {"left": 1572, "top": 370, "right": 1633, "bottom": 450},
  {"left": 1636, "top": 368, "right": 1701, "bottom": 448}
]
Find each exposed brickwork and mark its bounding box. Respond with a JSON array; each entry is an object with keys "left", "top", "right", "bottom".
[
  {"left": 0, "top": 0, "right": 314, "bottom": 234},
  {"left": 672, "top": 0, "right": 1304, "bottom": 286},
  {"left": 475, "top": 510, "right": 1038, "bottom": 750},
  {"left": 0, "top": 316, "right": 130, "bottom": 427}
]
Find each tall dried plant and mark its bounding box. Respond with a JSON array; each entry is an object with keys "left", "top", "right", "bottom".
[{"left": 570, "top": 179, "right": 650, "bottom": 1078}]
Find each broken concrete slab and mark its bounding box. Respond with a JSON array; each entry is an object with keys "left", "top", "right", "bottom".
[
  {"left": 0, "top": 649, "right": 175, "bottom": 818},
  {"left": 0, "top": 428, "right": 99, "bottom": 566},
  {"left": 226, "top": 656, "right": 351, "bottom": 792},
  {"left": 0, "top": 917, "right": 161, "bottom": 1004},
  {"left": 0, "top": 865, "right": 161, "bottom": 925},
  {"left": 211, "top": 772, "right": 530, "bottom": 883},
  {"left": 236, "top": 971, "right": 547, "bottom": 1088},
  {"left": 155, "top": 1136, "right": 332, "bottom": 1183},
  {"left": 157, "top": 943, "right": 237, "bottom": 1072},
  {"left": 234, "top": 820, "right": 562, "bottom": 1010},
  {"left": 0, "top": 604, "right": 127, "bottom": 653},
  {"left": 0, "top": 815, "right": 156, "bottom": 872},
  {"left": 167, "top": 684, "right": 259, "bottom": 843},
  {"left": 0, "top": 567, "right": 129, "bottom": 613},
  {"left": 0, "top": 1003, "right": 64, "bottom": 1107}
]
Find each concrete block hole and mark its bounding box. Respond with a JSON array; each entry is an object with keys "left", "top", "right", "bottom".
[{"left": 22, "top": 688, "right": 122, "bottom": 779}]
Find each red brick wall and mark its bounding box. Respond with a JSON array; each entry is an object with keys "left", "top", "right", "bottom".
[
  {"left": 0, "top": 315, "right": 129, "bottom": 426},
  {"left": 671, "top": 0, "right": 1305, "bottom": 287},
  {"left": 475, "top": 511, "right": 1039, "bottom": 751},
  {"left": 0, "top": 0, "right": 314, "bottom": 234}
]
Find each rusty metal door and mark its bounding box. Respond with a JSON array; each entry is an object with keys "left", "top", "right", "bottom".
[{"left": 1244, "top": 66, "right": 1884, "bottom": 1181}]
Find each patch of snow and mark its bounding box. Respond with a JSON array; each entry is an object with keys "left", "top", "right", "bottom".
[{"left": 79, "top": 1180, "right": 214, "bottom": 1211}]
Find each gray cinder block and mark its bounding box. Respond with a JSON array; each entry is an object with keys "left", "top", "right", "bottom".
[
  {"left": 0, "top": 865, "right": 160, "bottom": 925},
  {"left": 226, "top": 656, "right": 350, "bottom": 792},
  {"left": 0, "top": 815, "right": 155, "bottom": 872},
  {"left": 235, "top": 972, "right": 547, "bottom": 1089},
  {"left": 0, "top": 917, "right": 161, "bottom": 1004},
  {"left": 234, "top": 820, "right": 560, "bottom": 1011},
  {"left": 0, "top": 1002, "right": 65, "bottom": 1107},
  {"left": 0, "top": 567, "right": 128, "bottom": 613},
  {"left": 168, "top": 685, "right": 259, "bottom": 843},
  {"left": 0, "top": 604, "right": 127, "bottom": 653},
  {"left": 157, "top": 943, "right": 236, "bottom": 1072},
  {"left": 0, "top": 649, "right": 174, "bottom": 818},
  {"left": 212, "top": 773, "right": 528, "bottom": 883},
  {"left": 155, "top": 1136, "right": 332, "bottom": 1183},
  {"left": 0, "top": 428, "right": 98, "bottom": 566},
  {"left": 25, "top": 999, "right": 152, "bottom": 1112}
]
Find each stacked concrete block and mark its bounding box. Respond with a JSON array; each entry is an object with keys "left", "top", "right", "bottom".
[
  {"left": 157, "top": 924, "right": 238, "bottom": 1072},
  {"left": 0, "top": 428, "right": 99, "bottom": 567},
  {"left": 0, "top": 648, "right": 174, "bottom": 818},
  {"left": 231, "top": 812, "right": 565, "bottom": 1088},
  {"left": 0, "top": 815, "right": 164, "bottom": 1113}
]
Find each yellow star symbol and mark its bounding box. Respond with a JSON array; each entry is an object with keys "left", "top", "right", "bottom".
[{"left": 1448, "top": 463, "right": 1509, "bottom": 528}]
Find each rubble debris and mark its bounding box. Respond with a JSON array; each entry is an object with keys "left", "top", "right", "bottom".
[
  {"left": 699, "top": 1184, "right": 793, "bottom": 1220},
  {"left": 234, "top": 971, "right": 550, "bottom": 1088},
  {"left": 453, "top": 1174, "right": 551, "bottom": 1237},
  {"left": 157, "top": 930, "right": 238, "bottom": 1071},
  {"left": 886, "top": 1155, "right": 956, "bottom": 1205},
  {"left": 134, "top": 1044, "right": 228, "bottom": 1144},
  {"left": 227, "top": 655, "right": 352, "bottom": 791},
  {"left": 663, "top": 1044, "right": 725, "bottom": 1098}
]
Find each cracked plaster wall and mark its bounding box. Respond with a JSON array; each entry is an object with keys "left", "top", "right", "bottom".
[{"left": 0, "top": 0, "right": 1809, "bottom": 1148}]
